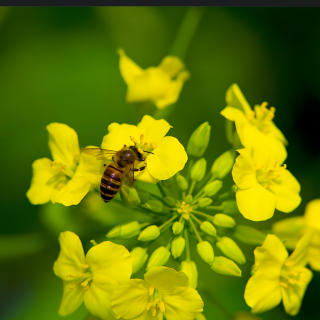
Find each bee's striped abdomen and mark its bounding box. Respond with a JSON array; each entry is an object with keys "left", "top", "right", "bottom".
[{"left": 100, "top": 164, "right": 123, "bottom": 203}]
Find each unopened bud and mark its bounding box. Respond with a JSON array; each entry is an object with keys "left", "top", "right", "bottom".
[
  {"left": 187, "top": 122, "right": 211, "bottom": 157},
  {"left": 181, "top": 260, "right": 198, "bottom": 289},
  {"left": 211, "top": 149, "right": 235, "bottom": 179},
  {"left": 200, "top": 221, "right": 216, "bottom": 237},
  {"left": 144, "top": 200, "right": 163, "bottom": 213},
  {"left": 172, "top": 221, "right": 184, "bottom": 234},
  {"left": 199, "top": 198, "right": 212, "bottom": 208},
  {"left": 213, "top": 214, "right": 236, "bottom": 228},
  {"left": 204, "top": 180, "right": 223, "bottom": 197},
  {"left": 185, "top": 195, "right": 193, "bottom": 204},
  {"left": 138, "top": 225, "right": 160, "bottom": 242},
  {"left": 197, "top": 241, "right": 214, "bottom": 265},
  {"left": 216, "top": 237, "right": 246, "bottom": 265},
  {"left": 191, "top": 158, "right": 207, "bottom": 182},
  {"left": 171, "top": 237, "right": 186, "bottom": 259},
  {"left": 106, "top": 221, "right": 142, "bottom": 239},
  {"left": 120, "top": 185, "right": 141, "bottom": 208},
  {"left": 164, "top": 197, "right": 176, "bottom": 207},
  {"left": 161, "top": 176, "right": 174, "bottom": 188},
  {"left": 147, "top": 246, "right": 171, "bottom": 270},
  {"left": 222, "top": 200, "right": 240, "bottom": 214},
  {"left": 210, "top": 256, "right": 242, "bottom": 277},
  {"left": 177, "top": 175, "right": 188, "bottom": 191},
  {"left": 130, "top": 247, "right": 148, "bottom": 274},
  {"left": 234, "top": 225, "right": 266, "bottom": 246},
  {"left": 136, "top": 188, "right": 150, "bottom": 203}
]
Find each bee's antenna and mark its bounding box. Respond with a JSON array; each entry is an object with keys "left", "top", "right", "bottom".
[{"left": 144, "top": 150, "right": 154, "bottom": 155}]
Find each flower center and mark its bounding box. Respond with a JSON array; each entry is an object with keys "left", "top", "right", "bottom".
[
  {"left": 146, "top": 286, "right": 165, "bottom": 317},
  {"left": 66, "top": 264, "right": 93, "bottom": 293},
  {"left": 130, "top": 134, "right": 156, "bottom": 156},
  {"left": 249, "top": 102, "right": 276, "bottom": 134},
  {"left": 256, "top": 161, "right": 287, "bottom": 189},
  {"left": 279, "top": 264, "right": 307, "bottom": 288},
  {"left": 177, "top": 201, "right": 192, "bottom": 220}
]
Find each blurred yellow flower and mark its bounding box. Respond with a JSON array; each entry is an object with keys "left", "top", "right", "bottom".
[
  {"left": 232, "top": 148, "right": 301, "bottom": 221},
  {"left": 245, "top": 233, "right": 313, "bottom": 316},
  {"left": 102, "top": 115, "right": 188, "bottom": 183},
  {"left": 111, "top": 266, "right": 203, "bottom": 320},
  {"left": 53, "top": 231, "right": 132, "bottom": 319},
  {"left": 272, "top": 199, "right": 320, "bottom": 271},
  {"left": 118, "top": 48, "right": 190, "bottom": 109},
  {"left": 26, "top": 123, "right": 102, "bottom": 206},
  {"left": 221, "top": 84, "right": 287, "bottom": 164}
]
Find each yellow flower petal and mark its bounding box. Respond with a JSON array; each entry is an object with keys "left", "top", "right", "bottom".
[
  {"left": 308, "top": 234, "right": 320, "bottom": 271},
  {"left": 86, "top": 241, "right": 132, "bottom": 284},
  {"left": 269, "top": 170, "right": 301, "bottom": 213},
  {"left": 84, "top": 274, "right": 119, "bottom": 320},
  {"left": 137, "top": 115, "right": 171, "bottom": 148},
  {"left": 53, "top": 231, "right": 86, "bottom": 280},
  {"left": 221, "top": 106, "right": 248, "bottom": 133},
  {"left": 135, "top": 167, "right": 157, "bottom": 184},
  {"left": 163, "top": 287, "right": 204, "bottom": 320},
  {"left": 51, "top": 175, "right": 91, "bottom": 206},
  {"left": 58, "top": 280, "right": 84, "bottom": 316},
  {"left": 46, "top": 123, "right": 80, "bottom": 172},
  {"left": 236, "top": 184, "right": 277, "bottom": 221},
  {"left": 158, "top": 56, "right": 185, "bottom": 78},
  {"left": 101, "top": 123, "right": 140, "bottom": 151},
  {"left": 144, "top": 266, "right": 189, "bottom": 295},
  {"left": 26, "top": 158, "right": 60, "bottom": 205},
  {"left": 147, "top": 136, "right": 188, "bottom": 180},
  {"left": 225, "top": 83, "right": 253, "bottom": 119},
  {"left": 232, "top": 148, "right": 256, "bottom": 189},
  {"left": 118, "top": 48, "right": 144, "bottom": 84},
  {"left": 304, "top": 199, "right": 320, "bottom": 231},
  {"left": 280, "top": 267, "right": 313, "bottom": 316},
  {"left": 129, "top": 309, "right": 164, "bottom": 320},
  {"left": 111, "top": 279, "right": 150, "bottom": 319}
]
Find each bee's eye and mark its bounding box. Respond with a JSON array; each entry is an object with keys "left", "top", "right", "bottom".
[{"left": 122, "top": 157, "right": 126, "bottom": 161}]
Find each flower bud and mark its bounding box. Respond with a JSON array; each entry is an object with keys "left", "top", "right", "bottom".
[
  {"left": 185, "top": 195, "right": 193, "bottom": 204},
  {"left": 144, "top": 200, "right": 163, "bottom": 213},
  {"left": 210, "top": 256, "right": 242, "bottom": 277},
  {"left": 164, "top": 196, "right": 176, "bottom": 207},
  {"left": 171, "top": 237, "right": 186, "bottom": 259},
  {"left": 233, "top": 225, "right": 266, "bottom": 246},
  {"left": 222, "top": 200, "right": 240, "bottom": 214},
  {"left": 197, "top": 241, "right": 214, "bottom": 265},
  {"left": 204, "top": 180, "right": 223, "bottom": 197},
  {"left": 130, "top": 247, "right": 148, "bottom": 274},
  {"left": 177, "top": 175, "right": 188, "bottom": 191},
  {"left": 187, "top": 122, "right": 211, "bottom": 157},
  {"left": 136, "top": 188, "right": 150, "bottom": 203},
  {"left": 190, "top": 158, "right": 207, "bottom": 182},
  {"left": 199, "top": 198, "right": 212, "bottom": 208},
  {"left": 146, "top": 246, "right": 171, "bottom": 270},
  {"left": 216, "top": 237, "right": 246, "bottom": 265},
  {"left": 138, "top": 225, "right": 160, "bottom": 242},
  {"left": 200, "top": 221, "right": 216, "bottom": 237},
  {"left": 181, "top": 260, "right": 198, "bottom": 289},
  {"left": 161, "top": 176, "right": 174, "bottom": 188},
  {"left": 213, "top": 214, "right": 236, "bottom": 228},
  {"left": 211, "top": 149, "right": 235, "bottom": 179},
  {"left": 172, "top": 221, "right": 184, "bottom": 234},
  {"left": 106, "top": 221, "right": 141, "bottom": 239},
  {"left": 120, "top": 185, "right": 141, "bottom": 208}
]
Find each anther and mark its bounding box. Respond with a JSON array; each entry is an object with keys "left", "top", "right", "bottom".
[
  {"left": 69, "top": 283, "right": 78, "bottom": 289},
  {"left": 140, "top": 134, "right": 145, "bottom": 145},
  {"left": 151, "top": 142, "right": 156, "bottom": 149},
  {"left": 149, "top": 286, "right": 154, "bottom": 296},
  {"left": 81, "top": 281, "right": 88, "bottom": 287},
  {"left": 279, "top": 281, "right": 288, "bottom": 288},
  {"left": 159, "top": 301, "right": 165, "bottom": 313},
  {"left": 151, "top": 306, "right": 157, "bottom": 316},
  {"left": 81, "top": 264, "right": 90, "bottom": 269},
  {"left": 82, "top": 284, "right": 90, "bottom": 293},
  {"left": 130, "top": 136, "right": 139, "bottom": 144},
  {"left": 138, "top": 147, "right": 144, "bottom": 154}
]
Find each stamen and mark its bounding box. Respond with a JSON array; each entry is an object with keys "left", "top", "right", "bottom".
[
  {"left": 67, "top": 274, "right": 76, "bottom": 278},
  {"left": 149, "top": 286, "right": 154, "bottom": 296},
  {"left": 263, "top": 183, "right": 272, "bottom": 189},
  {"left": 130, "top": 136, "right": 139, "bottom": 144},
  {"left": 260, "top": 102, "right": 268, "bottom": 112},
  {"left": 138, "top": 147, "right": 144, "bottom": 155},
  {"left": 82, "top": 285, "right": 90, "bottom": 293},
  {"left": 268, "top": 174, "right": 280, "bottom": 179},
  {"left": 143, "top": 142, "right": 149, "bottom": 150},
  {"left": 81, "top": 264, "right": 90, "bottom": 269},
  {"left": 273, "top": 164, "right": 287, "bottom": 171},
  {"left": 158, "top": 301, "right": 165, "bottom": 313},
  {"left": 153, "top": 298, "right": 160, "bottom": 305},
  {"left": 146, "top": 303, "right": 152, "bottom": 310},
  {"left": 78, "top": 273, "right": 86, "bottom": 277},
  {"left": 81, "top": 280, "right": 88, "bottom": 287},
  {"left": 140, "top": 134, "right": 145, "bottom": 145},
  {"left": 69, "top": 283, "right": 78, "bottom": 289},
  {"left": 279, "top": 281, "right": 288, "bottom": 288},
  {"left": 151, "top": 142, "right": 156, "bottom": 150},
  {"left": 151, "top": 306, "right": 156, "bottom": 316}
]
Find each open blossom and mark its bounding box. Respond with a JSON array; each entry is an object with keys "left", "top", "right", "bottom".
[
  {"left": 53, "top": 231, "right": 132, "bottom": 319},
  {"left": 245, "top": 233, "right": 313, "bottom": 316},
  {"left": 102, "top": 115, "right": 188, "bottom": 184},
  {"left": 232, "top": 148, "right": 301, "bottom": 221},
  {"left": 272, "top": 199, "right": 320, "bottom": 271},
  {"left": 221, "top": 83, "right": 287, "bottom": 164},
  {"left": 26, "top": 123, "right": 102, "bottom": 206},
  {"left": 119, "top": 48, "right": 190, "bottom": 109},
  {"left": 111, "top": 266, "right": 203, "bottom": 320}
]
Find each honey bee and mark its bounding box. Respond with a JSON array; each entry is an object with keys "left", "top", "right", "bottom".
[{"left": 81, "top": 145, "right": 149, "bottom": 203}]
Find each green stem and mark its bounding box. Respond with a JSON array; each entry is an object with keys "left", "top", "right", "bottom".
[
  {"left": 188, "top": 217, "right": 202, "bottom": 242},
  {"left": 157, "top": 182, "right": 167, "bottom": 198},
  {"left": 192, "top": 210, "right": 214, "bottom": 220},
  {"left": 189, "top": 213, "right": 202, "bottom": 225},
  {"left": 188, "top": 180, "right": 196, "bottom": 196},
  {"left": 217, "top": 191, "right": 233, "bottom": 201},
  {"left": 184, "top": 230, "right": 191, "bottom": 261},
  {"left": 159, "top": 215, "right": 178, "bottom": 231},
  {"left": 185, "top": 158, "right": 194, "bottom": 182},
  {"left": 206, "top": 205, "right": 223, "bottom": 211},
  {"left": 225, "top": 119, "right": 234, "bottom": 145},
  {"left": 192, "top": 174, "right": 217, "bottom": 203}
]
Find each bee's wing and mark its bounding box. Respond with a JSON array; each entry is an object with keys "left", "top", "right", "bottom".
[
  {"left": 81, "top": 147, "right": 117, "bottom": 160},
  {"left": 122, "top": 163, "right": 135, "bottom": 187}
]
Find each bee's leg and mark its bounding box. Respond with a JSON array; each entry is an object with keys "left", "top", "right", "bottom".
[{"left": 134, "top": 166, "right": 146, "bottom": 172}]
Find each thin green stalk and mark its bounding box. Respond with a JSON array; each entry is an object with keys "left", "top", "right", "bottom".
[
  {"left": 157, "top": 182, "right": 167, "bottom": 198},
  {"left": 217, "top": 191, "right": 233, "bottom": 201},
  {"left": 189, "top": 213, "right": 202, "bottom": 225},
  {"left": 192, "top": 174, "right": 217, "bottom": 203},
  {"left": 225, "top": 118, "right": 234, "bottom": 145},
  {"left": 159, "top": 215, "right": 178, "bottom": 231},
  {"left": 206, "top": 205, "right": 223, "bottom": 211},
  {"left": 185, "top": 158, "right": 194, "bottom": 182},
  {"left": 192, "top": 210, "right": 214, "bottom": 220},
  {"left": 188, "top": 217, "right": 202, "bottom": 242},
  {"left": 188, "top": 180, "right": 196, "bottom": 196},
  {"left": 184, "top": 230, "right": 191, "bottom": 261}
]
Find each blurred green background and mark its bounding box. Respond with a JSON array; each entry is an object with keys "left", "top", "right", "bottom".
[{"left": 0, "top": 6, "right": 320, "bottom": 320}]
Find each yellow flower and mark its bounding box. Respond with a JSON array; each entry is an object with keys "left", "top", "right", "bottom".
[
  {"left": 272, "top": 199, "right": 320, "bottom": 271},
  {"left": 232, "top": 148, "right": 301, "bottom": 221},
  {"left": 111, "top": 266, "right": 203, "bottom": 320},
  {"left": 26, "top": 123, "right": 102, "bottom": 206},
  {"left": 101, "top": 115, "right": 188, "bottom": 183},
  {"left": 244, "top": 233, "right": 313, "bottom": 316},
  {"left": 53, "top": 231, "right": 132, "bottom": 319},
  {"left": 118, "top": 49, "right": 190, "bottom": 109},
  {"left": 221, "top": 84, "right": 288, "bottom": 164}
]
